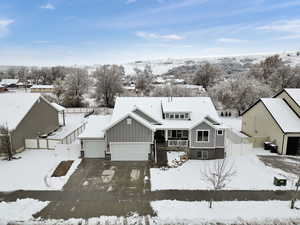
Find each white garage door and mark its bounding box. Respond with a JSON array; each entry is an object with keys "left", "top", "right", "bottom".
[
  {"left": 83, "top": 140, "right": 105, "bottom": 158},
  {"left": 110, "top": 142, "right": 150, "bottom": 161}
]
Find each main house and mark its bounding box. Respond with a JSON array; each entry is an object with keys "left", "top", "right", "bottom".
[
  {"left": 0, "top": 93, "right": 60, "bottom": 156},
  {"left": 79, "top": 97, "right": 226, "bottom": 161},
  {"left": 241, "top": 88, "right": 300, "bottom": 155}
]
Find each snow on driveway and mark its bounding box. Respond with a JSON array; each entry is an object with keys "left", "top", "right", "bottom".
[
  {"left": 151, "top": 149, "right": 298, "bottom": 191},
  {"left": 0, "top": 198, "right": 48, "bottom": 224},
  {"left": 151, "top": 200, "right": 300, "bottom": 224},
  {"left": 0, "top": 144, "right": 81, "bottom": 191}
]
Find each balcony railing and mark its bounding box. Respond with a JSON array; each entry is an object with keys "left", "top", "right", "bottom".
[{"left": 168, "top": 140, "right": 189, "bottom": 147}]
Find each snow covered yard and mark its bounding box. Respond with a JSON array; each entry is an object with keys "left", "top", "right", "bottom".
[
  {"left": 151, "top": 200, "right": 300, "bottom": 224},
  {"left": 0, "top": 144, "right": 81, "bottom": 191},
  {"left": 151, "top": 149, "right": 298, "bottom": 191},
  {"left": 0, "top": 199, "right": 48, "bottom": 225}
]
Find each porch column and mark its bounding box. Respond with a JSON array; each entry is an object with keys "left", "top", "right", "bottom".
[{"left": 165, "top": 129, "right": 168, "bottom": 142}]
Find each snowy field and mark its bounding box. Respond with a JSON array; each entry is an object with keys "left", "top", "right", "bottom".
[
  {"left": 151, "top": 149, "right": 298, "bottom": 191},
  {"left": 0, "top": 145, "right": 81, "bottom": 191}
]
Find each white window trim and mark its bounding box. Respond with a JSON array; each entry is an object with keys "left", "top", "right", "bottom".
[
  {"left": 196, "top": 129, "right": 210, "bottom": 143},
  {"left": 126, "top": 118, "right": 132, "bottom": 125},
  {"left": 217, "top": 129, "right": 224, "bottom": 136}
]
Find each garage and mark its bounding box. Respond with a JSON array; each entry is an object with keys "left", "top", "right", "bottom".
[
  {"left": 83, "top": 139, "right": 106, "bottom": 158},
  {"left": 286, "top": 137, "right": 300, "bottom": 155},
  {"left": 110, "top": 142, "right": 151, "bottom": 161}
]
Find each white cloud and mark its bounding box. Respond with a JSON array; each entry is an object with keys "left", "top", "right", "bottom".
[
  {"left": 151, "top": 0, "right": 208, "bottom": 13},
  {"left": 40, "top": 3, "right": 55, "bottom": 10},
  {"left": 257, "top": 19, "right": 300, "bottom": 40},
  {"left": 0, "top": 19, "right": 14, "bottom": 38},
  {"left": 257, "top": 19, "right": 300, "bottom": 32},
  {"left": 217, "top": 38, "right": 247, "bottom": 43},
  {"left": 136, "top": 31, "right": 184, "bottom": 40},
  {"left": 126, "top": 0, "right": 137, "bottom": 4}
]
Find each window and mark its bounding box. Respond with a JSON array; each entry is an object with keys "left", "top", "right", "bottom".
[
  {"left": 217, "top": 130, "right": 223, "bottom": 135},
  {"left": 185, "top": 113, "right": 189, "bottom": 119},
  {"left": 183, "top": 130, "right": 188, "bottom": 138},
  {"left": 197, "top": 130, "right": 209, "bottom": 142},
  {"left": 170, "top": 114, "right": 174, "bottom": 119},
  {"left": 165, "top": 113, "right": 169, "bottom": 118},
  {"left": 197, "top": 151, "right": 202, "bottom": 158},
  {"left": 177, "top": 130, "right": 182, "bottom": 138},
  {"left": 175, "top": 114, "right": 179, "bottom": 119},
  {"left": 127, "top": 118, "right": 132, "bottom": 125},
  {"left": 180, "top": 114, "right": 184, "bottom": 119}
]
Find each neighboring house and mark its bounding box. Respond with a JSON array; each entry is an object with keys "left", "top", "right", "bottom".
[
  {"left": 0, "top": 93, "right": 60, "bottom": 156},
  {"left": 241, "top": 88, "right": 300, "bottom": 155},
  {"left": 79, "top": 97, "right": 225, "bottom": 161},
  {"left": 30, "top": 85, "right": 54, "bottom": 93},
  {"left": 0, "top": 79, "right": 19, "bottom": 88}
]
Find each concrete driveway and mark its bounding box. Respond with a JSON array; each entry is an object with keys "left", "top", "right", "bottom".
[
  {"left": 34, "top": 159, "right": 154, "bottom": 219},
  {"left": 63, "top": 159, "right": 151, "bottom": 194}
]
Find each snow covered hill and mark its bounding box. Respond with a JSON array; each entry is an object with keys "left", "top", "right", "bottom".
[{"left": 122, "top": 51, "right": 300, "bottom": 76}]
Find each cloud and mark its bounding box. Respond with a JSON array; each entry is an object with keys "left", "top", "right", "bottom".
[
  {"left": 151, "top": 0, "right": 208, "bottom": 13},
  {"left": 257, "top": 19, "right": 300, "bottom": 40},
  {"left": 0, "top": 19, "right": 14, "bottom": 38},
  {"left": 40, "top": 3, "right": 55, "bottom": 10},
  {"left": 136, "top": 31, "right": 184, "bottom": 40},
  {"left": 126, "top": 0, "right": 137, "bottom": 4},
  {"left": 217, "top": 38, "right": 247, "bottom": 43},
  {"left": 257, "top": 19, "right": 300, "bottom": 33}
]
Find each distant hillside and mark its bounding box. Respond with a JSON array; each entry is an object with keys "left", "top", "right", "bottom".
[{"left": 122, "top": 51, "right": 300, "bottom": 76}]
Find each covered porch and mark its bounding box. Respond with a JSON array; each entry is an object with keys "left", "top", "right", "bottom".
[{"left": 154, "top": 129, "right": 189, "bottom": 149}]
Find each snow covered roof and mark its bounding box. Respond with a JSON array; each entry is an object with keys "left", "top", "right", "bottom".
[
  {"left": 0, "top": 93, "right": 41, "bottom": 130},
  {"left": 0, "top": 79, "right": 19, "bottom": 86},
  {"left": 79, "top": 115, "right": 112, "bottom": 139},
  {"left": 284, "top": 88, "right": 300, "bottom": 107},
  {"left": 261, "top": 98, "right": 300, "bottom": 133},
  {"left": 111, "top": 97, "right": 220, "bottom": 130},
  {"left": 31, "top": 85, "right": 54, "bottom": 89},
  {"left": 51, "top": 103, "right": 65, "bottom": 112}
]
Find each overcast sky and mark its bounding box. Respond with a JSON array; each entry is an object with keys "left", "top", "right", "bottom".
[{"left": 0, "top": 0, "right": 300, "bottom": 66}]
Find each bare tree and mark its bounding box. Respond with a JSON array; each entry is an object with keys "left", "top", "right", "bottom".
[
  {"left": 135, "top": 65, "right": 153, "bottom": 96},
  {"left": 151, "top": 85, "right": 196, "bottom": 97},
  {"left": 94, "top": 65, "right": 124, "bottom": 107},
  {"left": 201, "top": 158, "right": 236, "bottom": 208},
  {"left": 209, "top": 76, "right": 272, "bottom": 114},
  {"left": 62, "top": 68, "right": 90, "bottom": 107},
  {"left": 193, "top": 63, "right": 222, "bottom": 89},
  {"left": 0, "top": 124, "right": 12, "bottom": 161}
]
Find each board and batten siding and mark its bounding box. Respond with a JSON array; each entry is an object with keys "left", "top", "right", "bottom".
[
  {"left": 190, "top": 121, "right": 216, "bottom": 148},
  {"left": 216, "top": 129, "right": 225, "bottom": 147},
  {"left": 241, "top": 101, "right": 284, "bottom": 153},
  {"left": 106, "top": 116, "right": 153, "bottom": 143},
  {"left": 11, "top": 97, "right": 59, "bottom": 153}
]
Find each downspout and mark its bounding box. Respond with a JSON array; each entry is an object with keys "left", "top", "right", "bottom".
[{"left": 281, "top": 133, "right": 285, "bottom": 155}]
